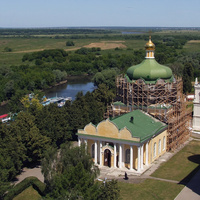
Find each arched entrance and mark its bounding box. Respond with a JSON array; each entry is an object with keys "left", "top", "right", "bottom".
[{"left": 104, "top": 149, "right": 111, "bottom": 167}]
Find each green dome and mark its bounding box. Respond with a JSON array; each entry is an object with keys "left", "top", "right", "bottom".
[{"left": 126, "top": 58, "right": 173, "bottom": 82}]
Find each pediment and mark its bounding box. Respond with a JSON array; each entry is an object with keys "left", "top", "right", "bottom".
[
  {"left": 84, "top": 123, "right": 96, "bottom": 135},
  {"left": 79, "top": 119, "right": 140, "bottom": 142},
  {"left": 97, "top": 119, "right": 119, "bottom": 138}
]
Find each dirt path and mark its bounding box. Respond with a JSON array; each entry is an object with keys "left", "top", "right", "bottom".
[{"left": 13, "top": 166, "right": 44, "bottom": 185}]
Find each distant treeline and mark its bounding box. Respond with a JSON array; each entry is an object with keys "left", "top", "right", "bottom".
[
  {"left": 2, "top": 30, "right": 200, "bottom": 43},
  {"left": 0, "top": 28, "right": 117, "bottom": 36}
]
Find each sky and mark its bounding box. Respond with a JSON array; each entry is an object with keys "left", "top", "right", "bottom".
[{"left": 1, "top": 0, "right": 200, "bottom": 28}]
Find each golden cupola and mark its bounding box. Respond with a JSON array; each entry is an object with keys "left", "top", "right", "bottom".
[
  {"left": 126, "top": 36, "right": 173, "bottom": 83},
  {"left": 145, "top": 36, "right": 155, "bottom": 58}
]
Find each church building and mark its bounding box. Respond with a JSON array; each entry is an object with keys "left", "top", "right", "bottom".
[
  {"left": 77, "top": 36, "right": 191, "bottom": 172},
  {"left": 77, "top": 110, "right": 167, "bottom": 171}
]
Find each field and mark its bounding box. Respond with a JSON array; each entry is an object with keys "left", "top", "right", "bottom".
[
  {"left": 183, "top": 40, "right": 200, "bottom": 52},
  {"left": 1, "top": 29, "right": 200, "bottom": 67},
  {"left": 0, "top": 36, "right": 146, "bottom": 67}
]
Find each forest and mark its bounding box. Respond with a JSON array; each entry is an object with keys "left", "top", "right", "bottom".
[
  {"left": 0, "top": 85, "right": 116, "bottom": 199},
  {"left": 0, "top": 28, "right": 200, "bottom": 198},
  {"left": 1, "top": 33, "right": 200, "bottom": 111}
]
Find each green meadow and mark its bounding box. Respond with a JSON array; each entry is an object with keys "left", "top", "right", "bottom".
[
  {"left": 1, "top": 29, "right": 200, "bottom": 67},
  {"left": 0, "top": 36, "right": 147, "bottom": 67}
]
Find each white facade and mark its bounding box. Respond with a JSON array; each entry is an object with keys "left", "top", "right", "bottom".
[
  {"left": 193, "top": 78, "right": 200, "bottom": 132},
  {"left": 78, "top": 137, "right": 148, "bottom": 172}
]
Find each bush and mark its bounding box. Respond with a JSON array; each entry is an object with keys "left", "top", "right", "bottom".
[
  {"left": 5, "top": 177, "right": 45, "bottom": 200},
  {"left": 4, "top": 47, "right": 12, "bottom": 52},
  {"left": 66, "top": 41, "right": 75, "bottom": 46}
]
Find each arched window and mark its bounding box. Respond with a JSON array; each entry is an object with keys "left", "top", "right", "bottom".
[
  {"left": 125, "top": 149, "right": 130, "bottom": 163},
  {"left": 153, "top": 142, "right": 156, "bottom": 158},
  {"left": 91, "top": 144, "right": 95, "bottom": 158},
  {"left": 158, "top": 139, "right": 161, "bottom": 154},
  {"left": 163, "top": 136, "right": 166, "bottom": 150}
]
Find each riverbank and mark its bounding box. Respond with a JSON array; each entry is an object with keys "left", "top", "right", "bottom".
[
  {"left": 47, "top": 79, "right": 68, "bottom": 89},
  {"left": 0, "top": 80, "right": 68, "bottom": 104}
]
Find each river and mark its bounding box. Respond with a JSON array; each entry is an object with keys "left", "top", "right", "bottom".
[
  {"left": 45, "top": 76, "right": 95, "bottom": 100},
  {"left": 0, "top": 76, "right": 95, "bottom": 115}
]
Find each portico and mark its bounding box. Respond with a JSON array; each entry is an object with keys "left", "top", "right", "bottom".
[{"left": 77, "top": 110, "right": 167, "bottom": 172}]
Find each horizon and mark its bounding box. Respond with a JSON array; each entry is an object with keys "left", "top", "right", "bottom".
[{"left": 0, "top": 26, "right": 200, "bottom": 29}]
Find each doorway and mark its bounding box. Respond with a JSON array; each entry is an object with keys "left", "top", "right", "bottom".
[{"left": 104, "top": 149, "right": 111, "bottom": 167}]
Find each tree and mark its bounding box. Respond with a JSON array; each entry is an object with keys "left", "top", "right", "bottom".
[
  {"left": 0, "top": 154, "right": 12, "bottom": 199},
  {"left": 4, "top": 80, "right": 15, "bottom": 98},
  {"left": 93, "top": 84, "right": 115, "bottom": 107},
  {"left": 0, "top": 122, "right": 26, "bottom": 198},
  {"left": 41, "top": 143, "right": 99, "bottom": 199},
  {"left": 69, "top": 92, "right": 90, "bottom": 134},
  {"left": 182, "top": 62, "right": 194, "bottom": 93},
  {"left": 12, "top": 112, "right": 50, "bottom": 163},
  {"left": 35, "top": 103, "right": 71, "bottom": 147},
  {"left": 84, "top": 92, "right": 104, "bottom": 124},
  {"left": 25, "top": 126, "right": 50, "bottom": 163},
  {"left": 97, "top": 180, "right": 120, "bottom": 200},
  {"left": 169, "top": 62, "right": 184, "bottom": 77},
  {"left": 53, "top": 70, "right": 67, "bottom": 83},
  {"left": 66, "top": 41, "right": 75, "bottom": 46},
  {"left": 93, "top": 69, "right": 118, "bottom": 90},
  {"left": 4, "top": 47, "right": 12, "bottom": 52},
  {"left": 21, "top": 94, "right": 43, "bottom": 114},
  {"left": 42, "top": 143, "right": 120, "bottom": 199}
]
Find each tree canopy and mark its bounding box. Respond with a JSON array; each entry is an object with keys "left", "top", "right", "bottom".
[{"left": 41, "top": 143, "right": 120, "bottom": 200}]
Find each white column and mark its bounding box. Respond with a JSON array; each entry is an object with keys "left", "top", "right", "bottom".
[
  {"left": 130, "top": 145, "right": 133, "bottom": 170},
  {"left": 122, "top": 144, "right": 125, "bottom": 167},
  {"left": 137, "top": 146, "right": 141, "bottom": 172},
  {"left": 119, "top": 144, "right": 122, "bottom": 169},
  {"left": 99, "top": 141, "right": 102, "bottom": 166},
  {"left": 114, "top": 143, "right": 117, "bottom": 168},
  {"left": 84, "top": 139, "right": 87, "bottom": 151},
  {"left": 95, "top": 141, "right": 97, "bottom": 165},
  {"left": 145, "top": 142, "right": 149, "bottom": 166},
  {"left": 141, "top": 145, "right": 144, "bottom": 170},
  {"left": 78, "top": 138, "right": 81, "bottom": 147}
]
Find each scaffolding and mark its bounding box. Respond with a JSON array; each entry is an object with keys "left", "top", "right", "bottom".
[{"left": 105, "top": 75, "right": 192, "bottom": 151}]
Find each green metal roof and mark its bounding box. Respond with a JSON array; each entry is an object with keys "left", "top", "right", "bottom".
[
  {"left": 126, "top": 58, "right": 173, "bottom": 83},
  {"left": 113, "top": 101, "right": 126, "bottom": 106},
  {"left": 110, "top": 110, "right": 167, "bottom": 143}
]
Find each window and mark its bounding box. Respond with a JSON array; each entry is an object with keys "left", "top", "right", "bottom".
[
  {"left": 153, "top": 142, "right": 156, "bottom": 158},
  {"left": 158, "top": 139, "right": 161, "bottom": 154},
  {"left": 91, "top": 144, "right": 95, "bottom": 158},
  {"left": 125, "top": 149, "right": 130, "bottom": 163},
  {"left": 163, "top": 136, "right": 166, "bottom": 150}
]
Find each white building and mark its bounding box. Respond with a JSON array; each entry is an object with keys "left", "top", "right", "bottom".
[{"left": 193, "top": 78, "right": 200, "bottom": 132}]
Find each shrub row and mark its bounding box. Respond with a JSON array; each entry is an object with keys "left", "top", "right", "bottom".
[{"left": 5, "top": 176, "right": 45, "bottom": 200}]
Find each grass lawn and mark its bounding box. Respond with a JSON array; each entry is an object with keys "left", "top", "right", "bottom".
[
  {"left": 119, "top": 140, "right": 200, "bottom": 199},
  {"left": 119, "top": 179, "right": 184, "bottom": 200},
  {"left": 13, "top": 186, "right": 41, "bottom": 200},
  {"left": 151, "top": 140, "right": 200, "bottom": 182},
  {"left": 183, "top": 40, "right": 200, "bottom": 53}
]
